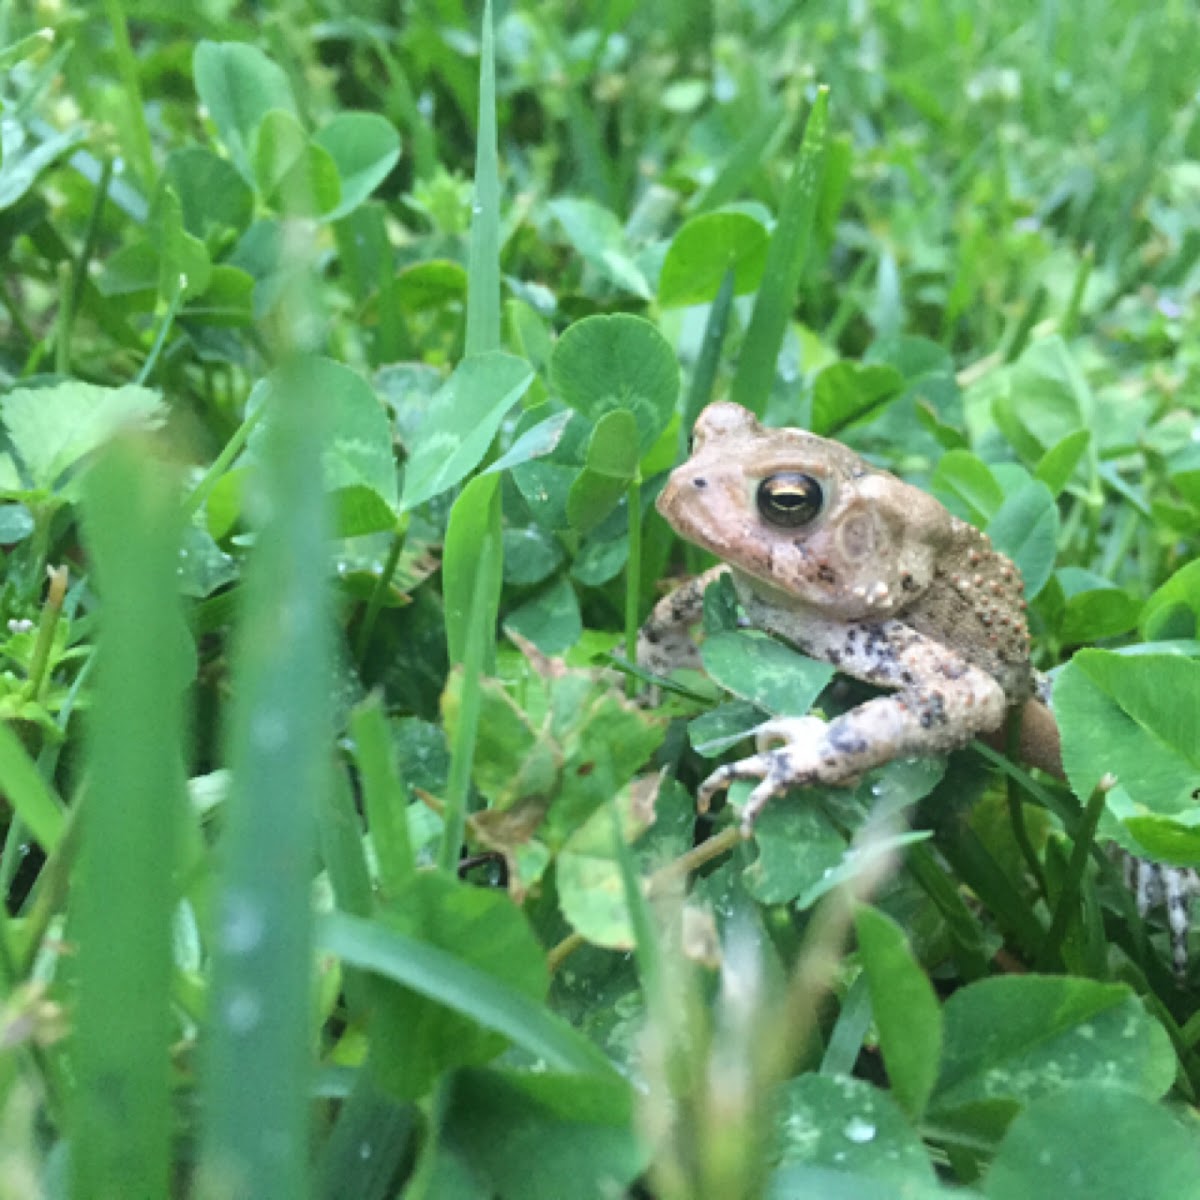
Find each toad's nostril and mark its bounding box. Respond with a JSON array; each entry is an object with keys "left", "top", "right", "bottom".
[{"left": 693, "top": 477, "right": 707, "bottom": 489}]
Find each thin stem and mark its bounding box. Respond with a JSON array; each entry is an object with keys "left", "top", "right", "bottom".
[
  {"left": 624, "top": 477, "right": 643, "bottom": 699},
  {"left": 22, "top": 565, "right": 69, "bottom": 703},
  {"left": 53, "top": 262, "right": 72, "bottom": 377},
  {"left": 354, "top": 529, "right": 406, "bottom": 667},
  {"left": 135, "top": 287, "right": 185, "bottom": 386},
  {"left": 57, "top": 157, "right": 114, "bottom": 374},
  {"left": 180, "top": 399, "right": 270, "bottom": 521}
]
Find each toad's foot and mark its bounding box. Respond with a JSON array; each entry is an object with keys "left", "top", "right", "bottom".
[{"left": 697, "top": 716, "right": 831, "bottom": 835}]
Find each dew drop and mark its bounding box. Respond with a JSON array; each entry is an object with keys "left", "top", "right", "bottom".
[{"left": 843, "top": 1116, "right": 876, "bottom": 1144}]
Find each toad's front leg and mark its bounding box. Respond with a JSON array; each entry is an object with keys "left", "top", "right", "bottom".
[{"left": 701, "top": 617, "right": 1009, "bottom": 834}]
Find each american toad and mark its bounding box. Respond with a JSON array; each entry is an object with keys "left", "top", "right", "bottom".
[
  {"left": 641, "top": 401, "right": 1199, "bottom": 973},
  {"left": 641, "top": 400, "right": 1058, "bottom": 830}
]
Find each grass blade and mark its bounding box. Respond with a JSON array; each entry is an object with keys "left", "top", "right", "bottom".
[
  {"left": 438, "top": 474, "right": 502, "bottom": 869},
  {"left": 318, "top": 911, "right": 620, "bottom": 1080},
  {"left": 465, "top": 0, "right": 501, "bottom": 356},
  {"left": 348, "top": 695, "right": 414, "bottom": 902},
  {"left": 681, "top": 265, "right": 735, "bottom": 432},
  {"left": 198, "top": 357, "right": 333, "bottom": 1200},
  {"left": 730, "top": 88, "right": 829, "bottom": 416},
  {"left": 0, "top": 721, "right": 65, "bottom": 853},
  {"left": 70, "top": 437, "right": 187, "bottom": 1200}
]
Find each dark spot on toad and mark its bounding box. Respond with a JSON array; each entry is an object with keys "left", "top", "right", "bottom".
[{"left": 829, "top": 724, "right": 869, "bottom": 755}]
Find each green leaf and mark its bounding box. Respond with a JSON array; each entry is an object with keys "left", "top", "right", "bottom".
[
  {"left": 1140, "top": 560, "right": 1200, "bottom": 641},
  {"left": 555, "top": 778, "right": 691, "bottom": 949},
  {"left": 766, "top": 1165, "right": 949, "bottom": 1200},
  {"left": 1056, "top": 567, "right": 1138, "bottom": 644},
  {"left": 744, "top": 761, "right": 940, "bottom": 907},
  {"left": 983, "top": 1086, "right": 1200, "bottom": 1200},
  {"left": 688, "top": 700, "right": 766, "bottom": 757},
  {"left": 658, "top": 210, "right": 769, "bottom": 308},
  {"left": 317, "top": 910, "right": 615, "bottom": 1079},
  {"left": 731, "top": 88, "right": 829, "bottom": 415},
  {"left": 931, "top": 450, "right": 1004, "bottom": 526},
  {"left": 811, "top": 362, "right": 904, "bottom": 437},
  {"left": 503, "top": 576, "right": 583, "bottom": 655},
  {"left": 502, "top": 526, "right": 565, "bottom": 586},
  {"left": 163, "top": 145, "right": 254, "bottom": 240},
  {"left": 178, "top": 525, "right": 238, "bottom": 598},
  {"left": 401, "top": 353, "right": 534, "bottom": 511},
  {"left": 1122, "top": 815, "right": 1200, "bottom": 867},
  {"left": 1054, "top": 651, "right": 1200, "bottom": 814},
  {"left": 456, "top": 675, "right": 559, "bottom": 817},
  {"left": 313, "top": 112, "right": 401, "bottom": 222},
  {"left": 186, "top": 265, "right": 255, "bottom": 327},
  {"left": 1034, "top": 428, "right": 1091, "bottom": 498},
  {"left": 551, "top": 315, "right": 679, "bottom": 455},
  {"left": 249, "top": 360, "right": 397, "bottom": 536},
  {"left": 417, "top": 1067, "right": 643, "bottom": 1200},
  {"left": 512, "top": 461, "right": 576, "bottom": 531},
  {"left": 366, "top": 872, "right": 549, "bottom": 1099},
  {"left": 194, "top": 40, "right": 297, "bottom": 182},
  {"left": 700, "top": 630, "right": 834, "bottom": 717},
  {"left": 990, "top": 336, "right": 1095, "bottom": 464},
  {"left": 96, "top": 239, "right": 158, "bottom": 305},
  {"left": 150, "top": 185, "right": 213, "bottom": 300},
  {"left": 570, "top": 532, "right": 629, "bottom": 586},
  {"left": 547, "top": 198, "right": 652, "bottom": 298},
  {"left": 986, "top": 479, "right": 1058, "bottom": 598},
  {"left": 741, "top": 799, "right": 847, "bottom": 905},
  {"left": 773, "top": 1074, "right": 938, "bottom": 1189},
  {"left": 854, "top": 906, "right": 942, "bottom": 1121},
  {"left": 0, "top": 503, "right": 33, "bottom": 543},
  {"left": 931, "top": 975, "right": 1174, "bottom": 1116},
  {"left": 566, "top": 409, "right": 639, "bottom": 534},
  {"left": 485, "top": 411, "right": 574, "bottom": 477},
  {"left": 252, "top": 109, "right": 341, "bottom": 217},
  {"left": 71, "top": 439, "right": 187, "bottom": 1200},
  {"left": 0, "top": 382, "right": 164, "bottom": 498}
]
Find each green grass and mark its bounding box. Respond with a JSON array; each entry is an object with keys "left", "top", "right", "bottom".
[{"left": 0, "top": 1, "right": 1199, "bottom": 1196}]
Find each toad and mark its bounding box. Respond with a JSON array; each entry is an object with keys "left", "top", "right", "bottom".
[{"left": 640, "top": 401, "right": 1060, "bottom": 832}]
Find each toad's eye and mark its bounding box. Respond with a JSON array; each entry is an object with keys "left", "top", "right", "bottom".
[{"left": 757, "top": 472, "right": 823, "bottom": 528}]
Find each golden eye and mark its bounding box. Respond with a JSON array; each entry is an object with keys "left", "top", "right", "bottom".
[{"left": 757, "top": 472, "right": 823, "bottom": 528}]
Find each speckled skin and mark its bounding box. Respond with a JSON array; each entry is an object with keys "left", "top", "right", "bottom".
[{"left": 647, "top": 401, "right": 1036, "bottom": 830}]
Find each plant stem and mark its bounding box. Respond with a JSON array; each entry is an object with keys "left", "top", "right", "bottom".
[
  {"left": 22, "top": 565, "right": 69, "bottom": 703},
  {"left": 135, "top": 288, "right": 185, "bottom": 386},
  {"left": 354, "top": 529, "right": 406, "bottom": 666},
  {"left": 180, "top": 400, "right": 270, "bottom": 521},
  {"left": 624, "top": 476, "right": 643, "bottom": 698}
]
